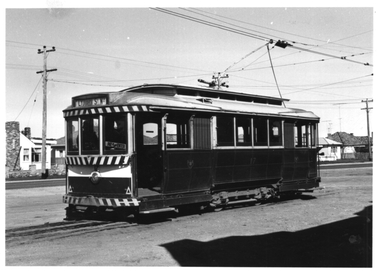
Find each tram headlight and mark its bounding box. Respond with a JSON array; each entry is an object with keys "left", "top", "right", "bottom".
[{"left": 90, "top": 171, "right": 101, "bottom": 184}]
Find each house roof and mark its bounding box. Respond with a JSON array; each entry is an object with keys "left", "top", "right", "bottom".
[
  {"left": 327, "top": 132, "right": 372, "bottom": 146},
  {"left": 319, "top": 137, "right": 342, "bottom": 146}
]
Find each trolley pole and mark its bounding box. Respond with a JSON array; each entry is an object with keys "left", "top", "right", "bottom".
[
  {"left": 361, "top": 98, "right": 373, "bottom": 161},
  {"left": 37, "top": 46, "right": 57, "bottom": 178}
]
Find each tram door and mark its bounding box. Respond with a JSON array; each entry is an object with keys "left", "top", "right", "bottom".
[{"left": 135, "top": 114, "right": 163, "bottom": 192}]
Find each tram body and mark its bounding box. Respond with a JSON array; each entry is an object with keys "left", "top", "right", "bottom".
[{"left": 63, "top": 84, "right": 321, "bottom": 217}]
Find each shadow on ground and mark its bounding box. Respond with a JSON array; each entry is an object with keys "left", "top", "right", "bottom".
[{"left": 160, "top": 205, "right": 372, "bottom": 267}]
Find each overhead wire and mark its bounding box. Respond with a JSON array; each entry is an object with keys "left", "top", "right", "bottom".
[
  {"left": 15, "top": 76, "right": 43, "bottom": 121},
  {"left": 224, "top": 42, "right": 270, "bottom": 72},
  {"left": 152, "top": 8, "right": 373, "bottom": 67},
  {"left": 285, "top": 73, "right": 373, "bottom": 95},
  {"left": 151, "top": 7, "right": 271, "bottom": 42},
  {"left": 188, "top": 8, "right": 373, "bottom": 53}
]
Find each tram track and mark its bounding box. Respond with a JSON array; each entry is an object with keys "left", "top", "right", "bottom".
[{"left": 6, "top": 219, "right": 138, "bottom": 246}]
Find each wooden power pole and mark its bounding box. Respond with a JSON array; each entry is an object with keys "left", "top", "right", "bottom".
[
  {"left": 37, "top": 46, "right": 57, "bottom": 178},
  {"left": 361, "top": 98, "right": 373, "bottom": 161}
]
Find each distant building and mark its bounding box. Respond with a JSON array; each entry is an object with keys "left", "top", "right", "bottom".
[
  {"left": 327, "top": 132, "right": 372, "bottom": 160},
  {"left": 5, "top": 121, "right": 56, "bottom": 171},
  {"left": 318, "top": 137, "right": 342, "bottom": 161},
  {"left": 51, "top": 136, "right": 66, "bottom": 166}
]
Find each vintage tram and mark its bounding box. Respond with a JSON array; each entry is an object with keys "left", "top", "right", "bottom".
[{"left": 63, "top": 83, "right": 321, "bottom": 218}]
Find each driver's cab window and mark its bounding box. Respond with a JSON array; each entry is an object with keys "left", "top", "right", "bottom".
[
  {"left": 81, "top": 117, "right": 99, "bottom": 154},
  {"left": 104, "top": 115, "right": 128, "bottom": 153}
]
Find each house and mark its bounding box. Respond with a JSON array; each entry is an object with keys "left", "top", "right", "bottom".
[
  {"left": 318, "top": 137, "right": 342, "bottom": 161},
  {"left": 51, "top": 136, "right": 66, "bottom": 166},
  {"left": 5, "top": 121, "right": 56, "bottom": 171},
  {"left": 327, "top": 132, "right": 372, "bottom": 160}
]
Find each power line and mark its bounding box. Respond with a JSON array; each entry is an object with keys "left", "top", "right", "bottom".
[
  {"left": 14, "top": 76, "right": 43, "bottom": 121},
  {"left": 151, "top": 8, "right": 271, "bottom": 42},
  {"left": 152, "top": 9, "right": 373, "bottom": 67},
  {"left": 284, "top": 73, "right": 373, "bottom": 95},
  {"left": 186, "top": 8, "right": 373, "bottom": 53}
]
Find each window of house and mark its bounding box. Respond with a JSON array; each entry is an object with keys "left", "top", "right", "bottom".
[
  {"left": 32, "top": 148, "right": 41, "bottom": 162},
  {"left": 269, "top": 119, "right": 283, "bottom": 146},
  {"left": 254, "top": 118, "right": 268, "bottom": 146},
  {"left": 236, "top": 117, "right": 252, "bottom": 146},
  {"left": 23, "top": 148, "right": 29, "bottom": 161},
  {"left": 217, "top": 116, "right": 234, "bottom": 146}
]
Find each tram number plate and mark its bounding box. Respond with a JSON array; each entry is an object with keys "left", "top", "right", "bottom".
[{"left": 105, "top": 141, "right": 126, "bottom": 150}]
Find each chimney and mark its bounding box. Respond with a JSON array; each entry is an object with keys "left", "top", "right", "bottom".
[{"left": 23, "top": 127, "right": 31, "bottom": 139}]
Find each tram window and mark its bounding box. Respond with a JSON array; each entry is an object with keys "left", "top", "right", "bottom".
[
  {"left": 166, "top": 116, "right": 190, "bottom": 148},
  {"left": 81, "top": 117, "right": 99, "bottom": 153},
  {"left": 67, "top": 119, "right": 79, "bottom": 153},
  {"left": 254, "top": 118, "right": 268, "bottom": 146},
  {"left": 269, "top": 119, "right": 283, "bottom": 146},
  {"left": 236, "top": 117, "right": 252, "bottom": 146},
  {"left": 310, "top": 123, "right": 317, "bottom": 146},
  {"left": 104, "top": 115, "right": 127, "bottom": 152},
  {"left": 295, "top": 123, "right": 309, "bottom": 147},
  {"left": 217, "top": 116, "right": 234, "bottom": 146},
  {"left": 143, "top": 123, "right": 158, "bottom": 145}
]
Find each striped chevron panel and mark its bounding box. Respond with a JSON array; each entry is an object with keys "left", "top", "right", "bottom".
[
  {"left": 63, "top": 105, "right": 149, "bottom": 117},
  {"left": 66, "top": 155, "right": 128, "bottom": 166},
  {"left": 63, "top": 195, "right": 139, "bottom": 207}
]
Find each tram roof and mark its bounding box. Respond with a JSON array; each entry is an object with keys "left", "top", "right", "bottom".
[
  {"left": 66, "top": 84, "right": 319, "bottom": 121},
  {"left": 123, "top": 84, "right": 289, "bottom": 105}
]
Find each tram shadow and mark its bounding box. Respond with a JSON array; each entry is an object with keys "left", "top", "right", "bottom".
[{"left": 160, "top": 205, "right": 372, "bottom": 267}]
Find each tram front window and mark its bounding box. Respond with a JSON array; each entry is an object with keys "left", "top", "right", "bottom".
[
  {"left": 104, "top": 115, "right": 127, "bottom": 153},
  {"left": 67, "top": 119, "right": 79, "bottom": 153},
  {"left": 81, "top": 117, "right": 99, "bottom": 153}
]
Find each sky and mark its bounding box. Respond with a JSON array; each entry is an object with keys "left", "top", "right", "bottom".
[{"left": 4, "top": 3, "right": 375, "bottom": 139}]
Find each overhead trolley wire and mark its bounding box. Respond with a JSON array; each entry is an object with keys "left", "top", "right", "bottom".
[
  {"left": 151, "top": 8, "right": 271, "bottom": 42},
  {"left": 152, "top": 9, "right": 373, "bottom": 67},
  {"left": 188, "top": 8, "right": 373, "bottom": 53}
]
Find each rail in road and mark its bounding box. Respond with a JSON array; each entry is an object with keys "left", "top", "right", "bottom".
[
  {"left": 5, "top": 161, "right": 372, "bottom": 190},
  {"left": 5, "top": 178, "right": 65, "bottom": 190}
]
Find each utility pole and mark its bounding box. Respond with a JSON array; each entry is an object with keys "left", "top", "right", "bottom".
[
  {"left": 37, "top": 46, "right": 57, "bottom": 178},
  {"left": 198, "top": 72, "right": 229, "bottom": 90},
  {"left": 361, "top": 98, "right": 373, "bottom": 161}
]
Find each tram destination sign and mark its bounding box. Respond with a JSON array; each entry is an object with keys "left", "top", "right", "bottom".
[{"left": 74, "top": 97, "right": 107, "bottom": 107}]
